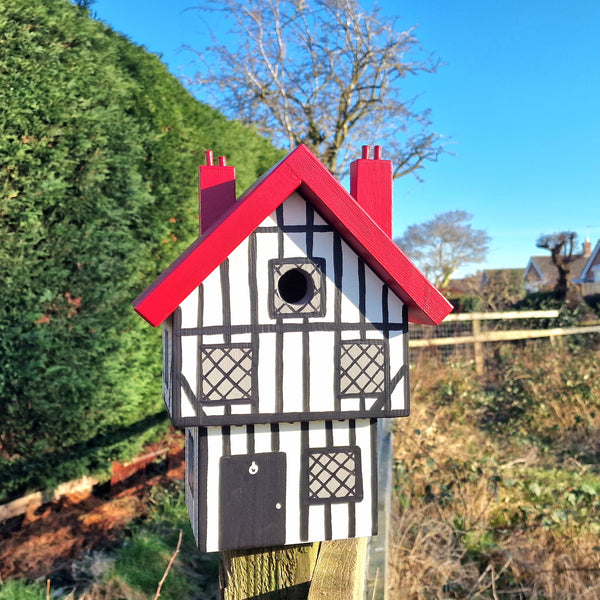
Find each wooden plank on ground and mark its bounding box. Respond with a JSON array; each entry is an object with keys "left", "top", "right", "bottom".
[{"left": 0, "top": 476, "right": 97, "bottom": 522}]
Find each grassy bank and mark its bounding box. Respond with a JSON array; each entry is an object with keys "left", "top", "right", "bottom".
[
  {"left": 390, "top": 341, "right": 600, "bottom": 598},
  {"left": 0, "top": 481, "right": 219, "bottom": 600}
]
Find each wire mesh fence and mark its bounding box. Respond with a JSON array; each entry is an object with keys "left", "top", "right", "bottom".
[{"left": 408, "top": 310, "right": 600, "bottom": 372}]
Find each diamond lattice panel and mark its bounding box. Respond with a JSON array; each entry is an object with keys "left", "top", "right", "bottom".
[
  {"left": 339, "top": 341, "right": 385, "bottom": 396},
  {"left": 307, "top": 448, "right": 363, "bottom": 503},
  {"left": 201, "top": 345, "right": 253, "bottom": 402}
]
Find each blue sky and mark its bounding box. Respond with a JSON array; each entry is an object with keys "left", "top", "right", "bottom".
[{"left": 90, "top": 0, "right": 600, "bottom": 277}]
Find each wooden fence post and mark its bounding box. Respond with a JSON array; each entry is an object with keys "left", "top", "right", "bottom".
[
  {"left": 307, "top": 538, "right": 368, "bottom": 600},
  {"left": 366, "top": 419, "right": 393, "bottom": 599},
  {"left": 219, "top": 543, "right": 320, "bottom": 600},
  {"left": 471, "top": 316, "right": 485, "bottom": 375}
]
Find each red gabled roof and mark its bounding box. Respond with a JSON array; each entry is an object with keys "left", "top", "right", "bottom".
[{"left": 133, "top": 145, "right": 452, "bottom": 327}]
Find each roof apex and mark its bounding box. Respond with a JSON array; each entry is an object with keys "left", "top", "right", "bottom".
[{"left": 133, "top": 145, "right": 452, "bottom": 327}]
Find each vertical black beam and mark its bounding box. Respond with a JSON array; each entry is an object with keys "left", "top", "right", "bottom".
[
  {"left": 324, "top": 504, "right": 332, "bottom": 540},
  {"left": 358, "top": 258, "right": 366, "bottom": 341},
  {"left": 325, "top": 420, "right": 334, "bottom": 447},
  {"left": 333, "top": 233, "right": 343, "bottom": 412},
  {"left": 403, "top": 303, "right": 411, "bottom": 413},
  {"left": 302, "top": 326, "right": 310, "bottom": 413},
  {"left": 300, "top": 421, "right": 310, "bottom": 541},
  {"left": 348, "top": 420, "right": 357, "bottom": 538},
  {"left": 306, "top": 203, "right": 314, "bottom": 258},
  {"left": 382, "top": 284, "right": 391, "bottom": 411},
  {"left": 275, "top": 326, "right": 284, "bottom": 413},
  {"left": 246, "top": 424, "right": 255, "bottom": 455},
  {"left": 197, "top": 427, "right": 209, "bottom": 551},
  {"left": 276, "top": 205, "right": 284, "bottom": 257},
  {"left": 196, "top": 287, "right": 203, "bottom": 407},
  {"left": 270, "top": 423, "right": 280, "bottom": 452},
  {"left": 248, "top": 232, "right": 260, "bottom": 413},
  {"left": 172, "top": 308, "right": 183, "bottom": 422},
  {"left": 370, "top": 418, "right": 379, "bottom": 536},
  {"left": 222, "top": 426, "right": 231, "bottom": 457},
  {"left": 220, "top": 260, "right": 231, "bottom": 345},
  {"left": 276, "top": 206, "right": 285, "bottom": 414}
]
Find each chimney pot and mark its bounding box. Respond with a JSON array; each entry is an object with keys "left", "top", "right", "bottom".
[
  {"left": 350, "top": 145, "right": 393, "bottom": 236},
  {"left": 199, "top": 151, "right": 236, "bottom": 235}
]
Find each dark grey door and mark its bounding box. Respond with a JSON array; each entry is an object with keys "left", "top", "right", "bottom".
[{"left": 219, "top": 452, "right": 286, "bottom": 550}]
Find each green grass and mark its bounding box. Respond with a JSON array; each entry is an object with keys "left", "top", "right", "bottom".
[{"left": 0, "top": 581, "right": 46, "bottom": 600}]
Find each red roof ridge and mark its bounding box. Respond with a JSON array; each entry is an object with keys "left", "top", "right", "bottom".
[{"left": 133, "top": 144, "right": 452, "bottom": 327}]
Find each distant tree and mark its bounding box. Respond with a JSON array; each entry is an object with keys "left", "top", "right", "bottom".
[
  {"left": 479, "top": 269, "right": 526, "bottom": 311},
  {"left": 187, "top": 0, "right": 443, "bottom": 178},
  {"left": 536, "top": 231, "right": 577, "bottom": 300},
  {"left": 395, "top": 211, "right": 490, "bottom": 288}
]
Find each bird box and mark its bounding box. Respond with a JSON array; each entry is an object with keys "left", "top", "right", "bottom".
[{"left": 133, "top": 144, "right": 451, "bottom": 552}]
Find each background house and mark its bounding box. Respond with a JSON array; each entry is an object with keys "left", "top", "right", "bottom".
[
  {"left": 574, "top": 239, "right": 600, "bottom": 296},
  {"left": 524, "top": 238, "right": 595, "bottom": 293}
]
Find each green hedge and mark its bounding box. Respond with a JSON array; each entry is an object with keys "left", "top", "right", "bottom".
[{"left": 0, "top": 0, "right": 283, "bottom": 502}]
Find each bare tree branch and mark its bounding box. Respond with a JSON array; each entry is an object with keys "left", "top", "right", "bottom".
[
  {"left": 185, "top": 0, "right": 444, "bottom": 178},
  {"left": 536, "top": 231, "right": 577, "bottom": 300},
  {"left": 153, "top": 529, "right": 183, "bottom": 600}
]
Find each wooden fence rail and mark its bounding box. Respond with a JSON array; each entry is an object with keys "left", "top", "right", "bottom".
[{"left": 410, "top": 309, "right": 600, "bottom": 374}]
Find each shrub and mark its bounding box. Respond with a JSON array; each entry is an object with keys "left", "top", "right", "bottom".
[
  {"left": 0, "top": 0, "right": 283, "bottom": 501},
  {"left": 391, "top": 344, "right": 600, "bottom": 597}
]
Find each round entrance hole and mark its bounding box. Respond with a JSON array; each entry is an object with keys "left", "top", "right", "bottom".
[{"left": 278, "top": 268, "right": 313, "bottom": 304}]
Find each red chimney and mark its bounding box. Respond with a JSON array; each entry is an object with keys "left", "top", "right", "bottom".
[
  {"left": 349, "top": 145, "right": 393, "bottom": 237},
  {"left": 584, "top": 237, "right": 592, "bottom": 257},
  {"left": 199, "top": 150, "right": 236, "bottom": 235}
]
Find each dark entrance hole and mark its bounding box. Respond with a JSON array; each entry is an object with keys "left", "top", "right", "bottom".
[{"left": 278, "top": 268, "right": 313, "bottom": 304}]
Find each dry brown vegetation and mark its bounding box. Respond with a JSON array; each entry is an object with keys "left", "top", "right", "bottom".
[{"left": 389, "top": 341, "right": 600, "bottom": 599}]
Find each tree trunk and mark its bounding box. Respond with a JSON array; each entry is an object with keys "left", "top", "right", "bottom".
[{"left": 551, "top": 249, "right": 570, "bottom": 301}]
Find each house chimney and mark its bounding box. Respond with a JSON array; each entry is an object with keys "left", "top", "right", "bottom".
[
  {"left": 584, "top": 236, "right": 592, "bottom": 257},
  {"left": 199, "top": 150, "right": 236, "bottom": 235},
  {"left": 349, "top": 145, "right": 393, "bottom": 237}
]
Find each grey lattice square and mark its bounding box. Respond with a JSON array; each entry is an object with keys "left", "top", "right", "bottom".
[
  {"left": 201, "top": 345, "right": 253, "bottom": 403},
  {"left": 339, "top": 341, "right": 385, "bottom": 396},
  {"left": 306, "top": 447, "right": 363, "bottom": 504}
]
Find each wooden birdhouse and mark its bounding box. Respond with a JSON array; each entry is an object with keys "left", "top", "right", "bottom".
[{"left": 133, "top": 144, "right": 452, "bottom": 552}]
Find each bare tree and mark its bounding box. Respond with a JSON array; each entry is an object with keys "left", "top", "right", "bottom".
[
  {"left": 395, "top": 211, "right": 490, "bottom": 288},
  {"left": 186, "top": 0, "right": 443, "bottom": 178},
  {"left": 479, "top": 269, "right": 526, "bottom": 311},
  {"left": 536, "top": 231, "right": 577, "bottom": 300}
]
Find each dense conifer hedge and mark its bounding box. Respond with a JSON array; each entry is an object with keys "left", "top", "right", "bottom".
[{"left": 0, "top": 0, "right": 283, "bottom": 501}]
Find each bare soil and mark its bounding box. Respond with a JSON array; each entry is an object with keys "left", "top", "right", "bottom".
[{"left": 0, "top": 433, "right": 184, "bottom": 582}]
